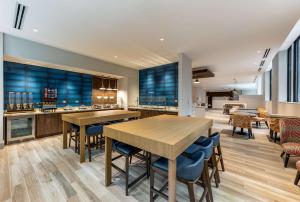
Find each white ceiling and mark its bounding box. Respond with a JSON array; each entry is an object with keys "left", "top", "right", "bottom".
[{"left": 1, "top": 0, "right": 300, "bottom": 90}]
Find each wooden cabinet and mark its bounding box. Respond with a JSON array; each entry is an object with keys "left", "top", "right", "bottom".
[
  {"left": 36, "top": 113, "right": 63, "bottom": 138},
  {"left": 128, "top": 108, "right": 178, "bottom": 119}
]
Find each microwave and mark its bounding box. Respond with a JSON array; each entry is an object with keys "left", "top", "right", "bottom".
[{"left": 6, "top": 115, "right": 35, "bottom": 143}]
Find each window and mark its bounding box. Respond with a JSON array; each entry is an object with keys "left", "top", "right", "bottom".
[
  {"left": 287, "top": 36, "right": 300, "bottom": 102},
  {"left": 287, "top": 46, "right": 292, "bottom": 101},
  {"left": 270, "top": 69, "right": 272, "bottom": 100},
  {"left": 295, "top": 37, "right": 300, "bottom": 102}
]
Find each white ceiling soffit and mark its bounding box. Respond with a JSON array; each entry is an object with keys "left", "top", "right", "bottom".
[
  {"left": 0, "top": 0, "right": 300, "bottom": 91},
  {"left": 280, "top": 18, "right": 300, "bottom": 50}
]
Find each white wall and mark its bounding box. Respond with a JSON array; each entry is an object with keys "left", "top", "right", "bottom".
[
  {"left": 277, "top": 102, "right": 300, "bottom": 116},
  {"left": 264, "top": 50, "right": 293, "bottom": 115},
  {"left": 278, "top": 51, "right": 288, "bottom": 102},
  {"left": 3, "top": 34, "right": 139, "bottom": 106},
  {"left": 0, "top": 33, "right": 4, "bottom": 148},
  {"left": 212, "top": 95, "right": 264, "bottom": 109},
  {"left": 192, "top": 86, "right": 206, "bottom": 104},
  {"left": 178, "top": 53, "right": 192, "bottom": 116},
  {"left": 264, "top": 71, "right": 271, "bottom": 101}
]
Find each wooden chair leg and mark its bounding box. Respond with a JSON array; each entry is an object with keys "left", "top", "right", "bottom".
[
  {"left": 75, "top": 134, "right": 78, "bottom": 153},
  {"left": 265, "top": 121, "right": 269, "bottom": 129},
  {"left": 280, "top": 151, "right": 285, "bottom": 157},
  {"left": 69, "top": 131, "right": 72, "bottom": 147},
  {"left": 294, "top": 171, "right": 300, "bottom": 185},
  {"left": 232, "top": 127, "right": 236, "bottom": 136},
  {"left": 125, "top": 156, "right": 129, "bottom": 196},
  {"left": 274, "top": 132, "right": 277, "bottom": 143},
  {"left": 187, "top": 182, "right": 195, "bottom": 202},
  {"left": 248, "top": 128, "right": 252, "bottom": 139},
  {"left": 200, "top": 169, "right": 210, "bottom": 202},
  {"left": 270, "top": 129, "right": 274, "bottom": 139},
  {"left": 284, "top": 154, "right": 290, "bottom": 168},
  {"left": 87, "top": 136, "right": 91, "bottom": 162},
  {"left": 217, "top": 145, "right": 225, "bottom": 172},
  {"left": 211, "top": 152, "right": 220, "bottom": 187},
  {"left": 150, "top": 167, "right": 155, "bottom": 202},
  {"left": 96, "top": 135, "right": 99, "bottom": 149},
  {"left": 204, "top": 161, "right": 213, "bottom": 202}
]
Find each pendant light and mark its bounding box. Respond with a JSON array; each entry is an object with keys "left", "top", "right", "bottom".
[
  {"left": 107, "top": 78, "right": 112, "bottom": 90},
  {"left": 99, "top": 77, "right": 106, "bottom": 90}
]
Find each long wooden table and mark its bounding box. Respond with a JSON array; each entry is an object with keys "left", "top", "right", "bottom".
[
  {"left": 267, "top": 113, "right": 299, "bottom": 119},
  {"left": 104, "top": 115, "right": 213, "bottom": 202},
  {"left": 62, "top": 110, "right": 141, "bottom": 163}
]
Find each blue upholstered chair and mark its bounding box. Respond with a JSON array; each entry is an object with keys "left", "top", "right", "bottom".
[
  {"left": 85, "top": 124, "right": 103, "bottom": 162},
  {"left": 69, "top": 124, "right": 80, "bottom": 153},
  {"left": 150, "top": 151, "right": 210, "bottom": 202},
  {"left": 184, "top": 138, "right": 219, "bottom": 201},
  {"left": 195, "top": 132, "right": 225, "bottom": 172},
  {"left": 112, "top": 140, "right": 149, "bottom": 196}
]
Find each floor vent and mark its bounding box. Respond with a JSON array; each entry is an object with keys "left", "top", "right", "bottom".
[
  {"left": 263, "top": 48, "right": 271, "bottom": 59},
  {"left": 13, "top": 3, "right": 27, "bottom": 30}
]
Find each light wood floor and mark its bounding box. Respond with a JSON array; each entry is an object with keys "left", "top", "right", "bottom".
[{"left": 1, "top": 110, "right": 300, "bottom": 202}]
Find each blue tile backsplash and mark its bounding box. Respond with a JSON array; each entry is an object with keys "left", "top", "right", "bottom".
[
  {"left": 4, "top": 61, "right": 92, "bottom": 108},
  {"left": 139, "top": 62, "right": 178, "bottom": 106}
]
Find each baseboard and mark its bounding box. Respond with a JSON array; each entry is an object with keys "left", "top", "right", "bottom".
[{"left": 0, "top": 141, "right": 4, "bottom": 149}]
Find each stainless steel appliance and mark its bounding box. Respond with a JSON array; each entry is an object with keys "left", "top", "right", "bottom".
[{"left": 6, "top": 115, "right": 35, "bottom": 143}]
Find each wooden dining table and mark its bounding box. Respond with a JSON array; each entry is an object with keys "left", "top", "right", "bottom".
[
  {"left": 62, "top": 110, "right": 141, "bottom": 163},
  {"left": 267, "top": 113, "right": 299, "bottom": 119},
  {"left": 103, "top": 114, "right": 213, "bottom": 202}
]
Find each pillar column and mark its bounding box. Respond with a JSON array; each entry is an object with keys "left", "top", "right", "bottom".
[{"left": 178, "top": 53, "right": 192, "bottom": 116}]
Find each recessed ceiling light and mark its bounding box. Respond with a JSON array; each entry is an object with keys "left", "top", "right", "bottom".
[
  {"left": 160, "top": 38, "right": 164, "bottom": 42},
  {"left": 253, "top": 62, "right": 258, "bottom": 65},
  {"left": 114, "top": 56, "right": 118, "bottom": 58},
  {"left": 33, "top": 28, "right": 39, "bottom": 32},
  {"left": 256, "top": 50, "right": 261, "bottom": 54},
  {"left": 194, "top": 79, "right": 200, "bottom": 84}
]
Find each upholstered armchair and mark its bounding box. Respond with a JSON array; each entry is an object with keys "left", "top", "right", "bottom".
[
  {"left": 269, "top": 118, "right": 280, "bottom": 142},
  {"left": 279, "top": 118, "right": 300, "bottom": 167},
  {"left": 232, "top": 114, "right": 253, "bottom": 139},
  {"left": 252, "top": 109, "right": 269, "bottom": 128}
]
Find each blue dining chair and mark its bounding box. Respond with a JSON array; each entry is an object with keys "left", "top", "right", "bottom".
[
  {"left": 112, "top": 140, "right": 150, "bottom": 196},
  {"left": 184, "top": 138, "right": 218, "bottom": 201},
  {"left": 69, "top": 124, "right": 80, "bottom": 153},
  {"left": 85, "top": 124, "right": 103, "bottom": 162},
  {"left": 195, "top": 132, "right": 225, "bottom": 172},
  {"left": 150, "top": 151, "right": 210, "bottom": 202}
]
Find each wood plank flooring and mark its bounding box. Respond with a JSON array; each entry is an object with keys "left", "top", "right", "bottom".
[{"left": 1, "top": 110, "right": 300, "bottom": 202}]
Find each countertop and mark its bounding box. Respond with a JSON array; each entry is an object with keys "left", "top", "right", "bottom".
[
  {"left": 4, "top": 107, "right": 120, "bottom": 117},
  {"left": 128, "top": 106, "right": 178, "bottom": 113}
]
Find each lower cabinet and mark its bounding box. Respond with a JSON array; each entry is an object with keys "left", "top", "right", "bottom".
[
  {"left": 128, "top": 108, "right": 178, "bottom": 119},
  {"left": 36, "top": 113, "right": 63, "bottom": 138}
]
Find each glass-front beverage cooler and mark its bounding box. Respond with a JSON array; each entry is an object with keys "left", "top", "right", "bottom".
[{"left": 6, "top": 115, "right": 35, "bottom": 143}]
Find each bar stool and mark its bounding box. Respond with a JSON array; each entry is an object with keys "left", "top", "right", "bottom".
[
  {"left": 195, "top": 132, "right": 225, "bottom": 172},
  {"left": 85, "top": 124, "right": 103, "bottom": 162},
  {"left": 150, "top": 151, "right": 210, "bottom": 202},
  {"left": 69, "top": 124, "right": 80, "bottom": 153},
  {"left": 184, "top": 139, "right": 217, "bottom": 201},
  {"left": 112, "top": 140, "right": 149, "bottom": 196}
]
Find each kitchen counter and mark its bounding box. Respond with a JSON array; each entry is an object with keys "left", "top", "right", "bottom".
[
  {"left": 4, "top": 107, "right": 120, "bottom": 117},
  {"left": 3, "top": 107, "right": 122, "bottom": 142},
  {"left": 128, "top": 106, "right": 178, "bottom": 119},
  {"left": 128, "top": 106, "right": 178, "bottom": 113}
]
